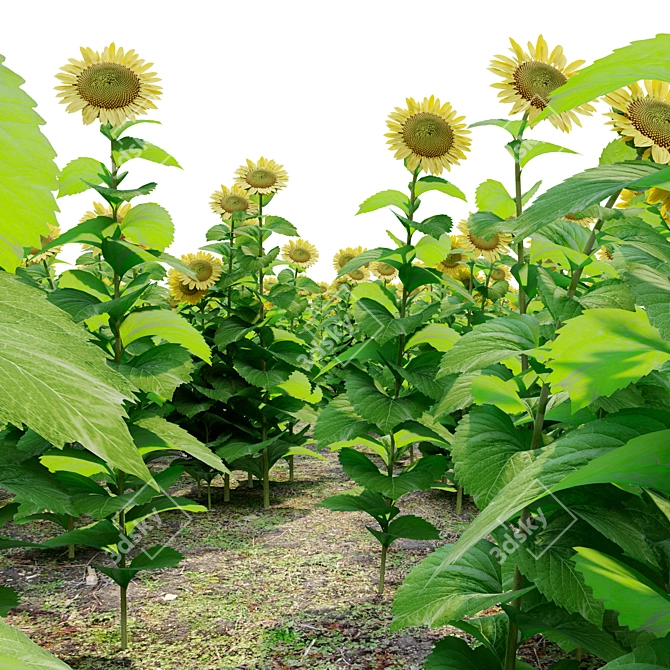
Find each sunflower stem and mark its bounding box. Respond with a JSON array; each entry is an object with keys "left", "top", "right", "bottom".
[
  {"left": 42, "top": 260, "right": 55, "bottom": 290},
  {"left": 224, "top": 473, "right": 230, "bottom": 502}
]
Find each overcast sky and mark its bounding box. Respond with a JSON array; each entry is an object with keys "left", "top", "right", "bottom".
[{"left": 3, "top": 0, "right": 664, "bottom": 280}]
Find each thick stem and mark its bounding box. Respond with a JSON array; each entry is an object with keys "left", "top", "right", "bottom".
[
  {"left": 531, "top": 384, "right": 550, "bottom": 451},
  {"left": 196, "top": 474, "right": 201, "bottom": 500},
  {"left": 288, "top": 455, "right": 295, "bottom": 482},
  {"left": 456, "top": 486, "right": 463, "bottom": 515},
  {"left": 262, "top": 447, "right": 270, "bottom": 509},
  {"left": 257, "top": 196, "right": 265, "bottom": 321},
  {"left": 248, "top": 472, "right": 254, "bottom": 489},
  {"left": 207, "top": 480, "right": 212, "bottom": 511},
  {"left": 224, "top": 473, "right": 230, "bottom": 503},
  {"left": 67, "top": 515, "right": 75, "bottom": 559},
  {"left": 120, "top": 585, "right": 128, "bottom": 650},
  {"left": 378, "top": 544, "right": 388, "bottom": 595},
  {"left": 42, "top": 260, "right": 55, "bottom": 290},
  {"left": 513, "top": 115, "right": 529, "bottom": 371},
  {"left": 227, "top": 218, "right": 235, "bottom": 312}
]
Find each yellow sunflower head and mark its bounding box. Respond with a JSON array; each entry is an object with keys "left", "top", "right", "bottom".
[
  {"left": 489, "top": 264, "right": 513, "bottom": 282},
  {"left": 346, "top": 267, "right": 371, "bottom": 283},
  {"left": 452, "top": 264, "right": 472, "bottom": 286},
  {"left": 168, "top": 269, "right": 208, "bottom": 305},
  {"left": 597, "top": 246, "right": 615, "bottom": 262},
  {"left": 458, "top": 220, "right": 512, "bottom": 263},
  {"left": 563, "top": 213, "right": 596, "bottom": 228},
  {"left": 385, "top": 96, "right": 471, "bottom": 175},
  {"left": 281, "top": 239, "right": 319, "bottom": 269},
  {"left": 234, "top": 157, "right": 288, "bottom": 195},
  {"left": 333, "top": 246, "right": 367, "bottom": 273},
  {"left": 209, "top": 184, "right": 259, "bottom": 220},
  {"left": 27, "top": 224, "right": 61, "bottom": 264},
  {"left": 56, "top": 43, "right": 162, "bottom": 126},
  {"left": 605, "top": 81, "right": 670, "bottom": 164},
  {"left": 177, "top": 251, "right": 223, "bottom": 290},
  {"left": 318, "top": 281, "right": 330, "bottom": 294},
  {"left": 435, "top": 236, "right": 469, "bottom": 277},
  {"left": 370, "top": 261, "right": 399, "bottom": 281},
  {"left": 263, "top": 276, "right": 278, "bottom": 293},
  {"left": 80, "top": 201, "right": 131, "bottom": 224},
  {"left": 489, "top": 35, "right": 594, "bottom": 132}
]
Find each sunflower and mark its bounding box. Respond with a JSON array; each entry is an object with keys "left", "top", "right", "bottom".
[
  {"left": 597, "top": 247, "right": 615, "bottom": 261},
  {"left": 177, "top": 252, "right": 223, "bottom": 290},
  {"left": 27, "top": 224, "right": 61, "bottom": 264},
  {"left": 605, "top": 81, "right": 670, "bottom": 164},
  {"left": 317, "top": 281, "right": 329, "bottom": 294},
  {"left": 80, "top": 201, "right": 132, "bottom": 223},
  {"left": 56, "top": 43, "right": 161, "bottom": 126},
  {"left": 563, "top": 213, "right": 596, "bottom": 228},
  {"left": 489, "top": 264, "right": 513, "bottom": 282},
  {"left": 371, "top": 261, "right": 399, "bottom": 281},
  {"left": 489, "top": 36, "right": 595, "bottom": 132},
  {"left": 168, "top": 269, "right": 208, "bottom": 305},
  {"left": 282, "top": 239, "right": 319, "bottom": 269},
  {"left": 345, "top": 267, "right": 370, "bottom": 284},
  {"left": 435, "top": 236, "right": 468, "bottom": 277},
  {"left": 234, "top": 157, "right": 288, "bottom": 195},
  {"left": 646, "top": 187, "right": 670, "bottom": 220},
  {"left": 452, "top": 264, "right": 472, "bottom": 286},
  {"left": 209, "top": 185, "right": 259, "bottom": 220},
  {"left": 333, "top": 246, "right": 367, "bottom": 273},
  {"left": 263, "top": 276, "right": 278, "bottom": 293},
  {"left": 458, "top": 221, "right": 512, "bottom": 262},
  {"left": 385, "top": 96, "right": 471, "bottom": 175}
]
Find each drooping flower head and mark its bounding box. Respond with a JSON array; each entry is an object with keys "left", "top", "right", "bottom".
[
  {"left": 209, "top": 184, "right": 259, "bottom": 220},
  {"left": 489, "top": 36, "right": 594, "bottom": 132},
  {"left": 385, "top": 96, "right": 471, "bottom": 174},
  {"left": 605, "top": 81, "right": 670, "bottom": 164},
  {"left": 177, "top": 251, "right": 222, "bottom": 290},
  {"left": 282, "top": 239, "right": 319, "bottom": 269},
  {"left": 27, "top": 224, "right": 61, "bottom": 264},
  {"left": 56, "top": 43, "right": 162, "bottom": 125},
  {"left": 234, "top": 157, "right": 288, "bottom": 195},
  {"left": 333, "top": 246, "right": 367, "bottom": 273},
  {"left": 458, "top": 220, "right": 512, "bottom": 263},
  {"left": 435, "top": 236, "right": 469, "bottom": 278},
  {"left": 168, "top": 269, "right": 208, "bottom": 305}
]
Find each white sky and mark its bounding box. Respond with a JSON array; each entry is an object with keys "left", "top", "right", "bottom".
[{"left": 2, "top": 0, "right": 665, "bottom": 281}]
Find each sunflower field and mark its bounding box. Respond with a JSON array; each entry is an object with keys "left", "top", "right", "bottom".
[{"left": 2, "top": 27, "right": 670, "bottom": 670}]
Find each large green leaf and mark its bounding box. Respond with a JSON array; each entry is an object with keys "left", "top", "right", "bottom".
[
  {"left": 0, "top": 619, "right": 72, "bottom": 669},
  {"left": 353, "top": 298, "right": 437, "bottom": 345},
  {"left": 113, "top": 136, "right": 181, "bottom": 168},
  {"left": 0, "top": 272, "right": 152, "bottom": 484},
  {"left": 0, "top": 55, "right": 59, "bottom": 272},
  {"left": 130, "top": 416, "right": 228, "bottom": 473},
  {"left": 535, "top": 34, "right": 670, "bottom": 122},
  {"left": 475, "top": 179, "right": 516, "bottom": 219},
  {"left": 623, "top": 264, "right": 670, "bottom": 340},
  {"left": 513, "top": 163, "right": 664, "bottom": 239},
  {"left": 313, "top": 396, "right": 375, "bottom": 447},
  {"left": 414, "top": 176, "right": 466, "bottom": 201},
  {"left": 392, "top": 540, "right": 534, "bottom": 630},
  {"left": 511, "top": 140, "right": 577, "bottom": 168},
  {"left": 573, "top": 547, "right": 670, "bottom": 637},
  {"left": 357, "top": 190, "right": 409, "bottom": 214},
  {"left": 423, "top": 636, "right": 508, "bottom": 670},
  {"left": 94, "top": 547, "right": 183, "bottom": 589},
  {"left": 120, "top": 310, "right": 211, "bottom": 363},
  {"left": 601, "top": 636, "right": 670, "bottom": 669},
  {"left": 535, "top": 308, "right": 670, "bottom": 410},
  {"left": 56, "top": 157, "right": 104, "bottom": 197},
  {"left": 438, "top": 314, "right": 539, "bottom": 375},
  {"left": 119, "top": 203, "right": 174, "bottom": 251},
  {"left": 115, "top": 343, "right": 193, "bottom": 399}
]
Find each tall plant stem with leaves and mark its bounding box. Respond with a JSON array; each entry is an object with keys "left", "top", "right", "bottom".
[{"left": 257, "top": 195, "right": 270, "bottom": 510}]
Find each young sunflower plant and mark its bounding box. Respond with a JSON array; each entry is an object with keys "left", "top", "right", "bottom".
[
  {"left": 0, "top": 43, "right": 230, "bottom": 650},
  {"left": 390, "top": 35, "right": 670, "bottom": 670}
]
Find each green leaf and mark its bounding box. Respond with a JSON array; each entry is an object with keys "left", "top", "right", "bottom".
[
  {"left": 0, "top": 272, "right": 153, "bottom": 485},
  {"left": 535, "top": 309, "right": 670, "bottom": 410},
  {"left": 131, "top": 417, "right": 228, "bottom": 473},
  {"left": 0, "top": 586, "right": 18, "bottom": 617},
  {"left": 213, "top": 316, "right": 255, "bottom": 348},
  {"left": 84, "top": 180, "right": 157, "bottom": 204},
  {"left": 56, "top": 157, "right": 105, "bottom": 197},
  {"left": 354, "top": 298, "right": 438, "bottom": 346},
  {"left": 514, "top": 163, "right": 664, "bottom": 239},
  {"left": 385, "top": 514, "right": 440, "bottom": 541},
  {"left": 95, "top": 547, "right": 183, "bottom": 589},
  {"left": 357, "top": 190, "right": 409, "bottom": 214},
  {"left": 339, "top": 448, "right": 447, "bottom": 498},
  {"left": 40, "top": 216, "right": 116, "bottom": 254},
  {"left": 119, "top": 203, "right": 174, "bottom": 251},
  {"left": 58, "top": 269, "right": 110, "bottom": 301},
  {"left": 277, "top": 371, "right": 323, "bottom": 404},
  {"left": 438, "top": 314, "right": 539, "bottom": 375},
  {"left": 509, "top": 140, "right": 577, "bottom": 169},
  {"left": 412, "top": 214, "right": 453, "bottom": 237},
  {"left": 351, "top": 281, "right": 397, "bottom": 314},
  {"left": 319, "top": 489, "right": 389, "bottom": 518},
  {"left": 406, "top": 323, "right": 460, "bottom": 352},
  {"left": 0, "top": 55, "right": 59, "bottom": 272},
  {"left": 475, "top": 179, "right": 516, "bottom": 219},
  {"left": 601, "top": 636, "right": 670, "bottom": 668},
  {"left": 264, "top": 215, "right": 298, "bottom": 236},
  {"left": 466, "top": 211, "right": 507, "bottom": 239},
  {"left": 113, "top": 136, "right": 181, "bottom": 168},
  {"left": 573, "top": 547, "right": 670, "bottom": 636},
  {"left": 313, "top": 396, "right": 375, "bottom": 447},
  {"left": 115, "top": 343, "right": 193, "bottom": 399},
  {"left": 415, "top": 234, "right": 453, "bottom": 266},
  {"left": 471, "top": 375, "right": 527, "bottom": 415},
  {"left": 392, "top": 540, "right": 534, "bottom": 630},
  {"left": 120, "top": 310, "right": 211, "bottom": 363},
  {"left": 424, "top": 636, "right": 504, "bottom": 670},
  {"left": 623, "top": 264, "right": 670, "bottom": 339},
  {"left": 535, "top": 34, "right": 670, "bottom": 122},
  {"left": 414, "top": 176, "right": 466, "bottom": 201},
  {"left": 346, "top": 370, "right": 426, "bottom": 433},
  {"left": 469, "top": 118, "right": 525, "bottom": 137},
  {"left": 600, "top": 140, "right": 638, "bottom": 165},
  {"left": 0, "top": 619, "right": 73, "bottom": 669}
]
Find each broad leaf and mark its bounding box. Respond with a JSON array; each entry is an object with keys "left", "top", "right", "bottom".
[
  {"left": 357, "top": 190, "right": 409, "bottom": 214},
  {"left": 119, "top": 203, "right": 174, "bottom": 250},
  {"left": 0, "top": 619, "right": 72, "bottom": 669}
]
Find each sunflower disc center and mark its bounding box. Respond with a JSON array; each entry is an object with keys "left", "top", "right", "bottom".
[
  {"left": 221, "top": 195, "right": 249, "bottom": 212},
  {"left": 402, "top": 112, "right": 454, "bottom": 158},
  {"left": 469, "top": 233, "right": 500, "bottom": 251},
  {"left": 77, "top": 63, "right": 141, "bottom": 110},
  {"left": 246, "top": 169, "right": 277, "bottom": 189},
  {"left": 513, "top": 61, "right": 567, "bottom": 110},
  {"left": 190, "top": 261, "right": 213, "bottom": 282},
  {"left": 290, "top": 248, "right": 311, "bottom": 262},
  {"left": 180, "top": 283, "right": 201, "bottom": 296},
  {"left": 628, "top": 98, "right": 670, "bottom": 148},
  {"left": 441, "top": 254, "right": 462, "bottom": 268},
  {"left": 338, "top": 254, "right": 355, "bottom": 268},
  {"left": 491, "top": 268, "right": 506, "bottom": 281},
  {"left": 377, "top": 262, "right": 396, "bottom": 276},
  {"left": 349, "top": 269, "right": 365, "bottom": 280}
]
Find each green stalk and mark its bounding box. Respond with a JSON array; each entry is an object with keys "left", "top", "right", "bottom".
[
  {"left": 117, "top": 469, "right": 128, "bottom": 650},
  {"left": 42, "top": 260, "right": 55, "bottom": 290},
  {"left": 227, "top": 217, "right": 235, "bottom": 312},
  {"left": 224, "top": 473, "right": 231, "bottom": 502},
  {"left": 207, "top": 479, "right": 212, "bottom": 511},
  {"left": 288, "top": 455, "right": 295, "bottom": 482},
  {"left": 456, "top": 486, "right": 463, "bottom": 515},
  {"left": 378, "top": 544, "right": 388, "bottom": 595},
  {"left": 248, "top": 472, "right": 254, "bottom": 489},
  {"left": 67, "top": 515, "right": 75, "bottom": 559}
]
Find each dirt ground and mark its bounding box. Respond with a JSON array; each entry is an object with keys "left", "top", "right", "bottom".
[{"left": 0, "top": 453, "right": 603, "bottom": 669}]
